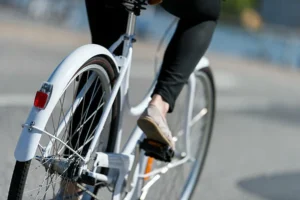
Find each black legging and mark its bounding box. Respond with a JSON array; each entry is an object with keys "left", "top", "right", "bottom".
[{"left": 85, "top": 0, "right": 220, "bottom": 112}]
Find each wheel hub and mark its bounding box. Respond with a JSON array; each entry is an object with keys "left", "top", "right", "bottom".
[{"left": 37, "top": 156, "right": 82, "bottom": 181}]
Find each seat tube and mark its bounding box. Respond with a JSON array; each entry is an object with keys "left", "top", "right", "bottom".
[{"left": 122, "top": 11, "right": 136, "bottom": 56}]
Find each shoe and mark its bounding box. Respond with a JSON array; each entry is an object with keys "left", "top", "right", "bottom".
[{"left": 137, "top": 104, "right": 175, "bottom": 149}]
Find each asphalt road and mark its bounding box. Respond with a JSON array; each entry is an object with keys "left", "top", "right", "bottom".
[{"left": 1, "top": 14, "right": 300, "bottom": 200}]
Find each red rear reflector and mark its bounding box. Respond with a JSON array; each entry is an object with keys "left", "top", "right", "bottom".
[{"left": 34, "top": 91, "right": 49, "bottom": 109}]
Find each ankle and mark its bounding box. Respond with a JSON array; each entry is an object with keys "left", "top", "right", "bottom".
[{"left": 149, "top": 95, "right": 169, "bottom": 117}]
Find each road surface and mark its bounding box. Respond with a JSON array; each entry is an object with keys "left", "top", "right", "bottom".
[{"left": 1, "top": 13, "right": 300, "bottom": 200}]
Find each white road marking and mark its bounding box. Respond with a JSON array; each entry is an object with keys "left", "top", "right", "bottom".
[{"left": 0, "top": 94, "right": 33, "bottom": 107}]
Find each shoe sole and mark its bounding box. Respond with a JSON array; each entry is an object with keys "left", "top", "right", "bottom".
[{"left": 137, "top": 116, "right": 174, "bottom": 149}]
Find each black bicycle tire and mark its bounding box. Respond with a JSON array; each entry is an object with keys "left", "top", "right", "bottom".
[
  {"left": 7, "top": 56, "right": 120, "bottom": 200},
  {"left": 188, "top": 66, "right": 216, "bottom": 199}
]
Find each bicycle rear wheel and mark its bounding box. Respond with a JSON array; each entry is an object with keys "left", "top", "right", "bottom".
[
  {"left": 139, "top": 67, "right": 215, "bottom": 200},
  {"left": 8, "top": 56, "right": 120, "bottom": 200}
]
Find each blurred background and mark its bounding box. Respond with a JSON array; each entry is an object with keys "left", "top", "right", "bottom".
[{"left": 1, "top": 0, "right": 300, "bottom": 199}]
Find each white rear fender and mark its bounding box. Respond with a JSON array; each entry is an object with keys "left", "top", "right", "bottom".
[{"left": 15, "top": 44, "right": 118, "bottom": 162}]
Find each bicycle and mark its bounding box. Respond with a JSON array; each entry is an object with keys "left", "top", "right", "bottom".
[{"left": 8, "top": 1, "right": 216, "bottom": 199}]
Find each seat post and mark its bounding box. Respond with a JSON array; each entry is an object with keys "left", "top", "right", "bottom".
[
  {"left": 126, "top": 11, "right": 136, "bottom": 36},
  {"left": 122, "top": 11, "right": 136, "bottom": 56}
]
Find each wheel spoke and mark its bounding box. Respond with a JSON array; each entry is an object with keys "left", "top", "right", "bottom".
[
  {"left": 73, "top": 71, "right": 90, "bottom": 151},
  {"left": 61, "top": 100, "right": 104, "bottom": 154},
  {"left": 74, "top": 77, "right": 101, "bottom": 151},
  {"left": 43, "top": 74, "right": 99, "bottom": 159},
  {"left": 29, "top": 166, "right": 51, "bottom": 199},
  {"left": 62, "top": 81, "right": 103, "bottom": 154},
  {"left": 82, "top": 80, "right": 104, "bottom": 148}
]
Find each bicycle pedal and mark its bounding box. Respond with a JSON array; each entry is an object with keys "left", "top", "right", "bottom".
[{"left": 140, "top": 139, "right": 174, "bottom": 162}]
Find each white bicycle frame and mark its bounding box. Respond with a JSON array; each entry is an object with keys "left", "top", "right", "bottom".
[{"left": 14, "top": 9, "right": 210, "bottom": 200}]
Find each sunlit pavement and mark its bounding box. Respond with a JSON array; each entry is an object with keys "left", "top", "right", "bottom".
[{"left": 1, "top": 14, "right": 300, "bottom": 200}]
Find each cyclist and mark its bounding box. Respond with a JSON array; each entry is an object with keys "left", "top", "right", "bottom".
[
  {"left": 58, "top": 0, "right": 220, "bottom": 198},
  {"left": 86, "top": 0, "right": 220, "bottom": 150}
]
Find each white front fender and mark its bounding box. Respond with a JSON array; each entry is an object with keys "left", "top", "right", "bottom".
[
  {"left": 195, "top": 56, "right": 210, "bottom": 71},
  {"left": 15, "top": 44, "right": 118, "bottom": 162}
]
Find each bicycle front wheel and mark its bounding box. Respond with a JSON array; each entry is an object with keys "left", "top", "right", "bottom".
[
  {"left": 139, "top": 67, "right": 216, "bottom": 200},
  {"left": 8, "top": 56, "right": 120, "bottom": 200}
]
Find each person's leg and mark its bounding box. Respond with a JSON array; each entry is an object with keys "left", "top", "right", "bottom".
[
  {"left": 151, "top": 19, "right": 217, "bottom": 115},
  {"left": 138, "top": 0, "right": 220, "bottom": 149},
  {"left": 85, "top": 0, "right": 128, "bottom": 54},
  {"left": 150, "top": 0, "right": 221, "bottom": 116}
]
